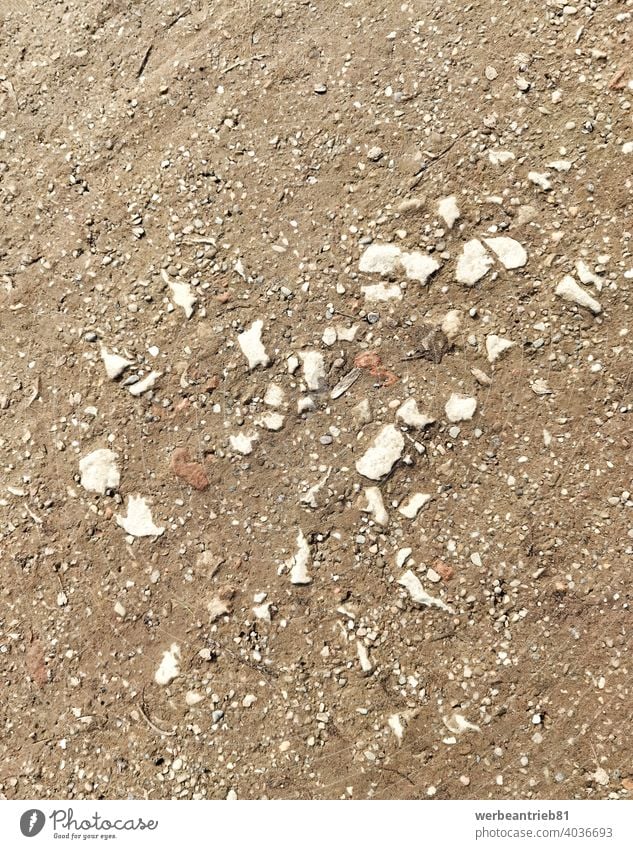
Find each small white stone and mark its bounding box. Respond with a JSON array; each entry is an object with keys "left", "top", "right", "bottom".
[
  {"left": 426, "top": 568, "right": 441, "bottom": 583},
  {"left": 238, "top": 320, "right": 270, "bottom": 370},
  {"left": 79, "top": 449, "right": 120, "bottom": 494},
  {"left": 575, "top": 260, "right": 603, "bottom": 290},
  {"left": 455, "top": 239, "right": 493, "bottom": 286},
  {"left": 256, "top": 412, "right": 284, "bottom": 431},
  {"left": 299, "top": 350, "right": 326, "bottom": 391},
  {"left": 166, "top": 277, "right": 196, "bottom": 318},
  {"left": 229, "top": 433, "right": 257, "bottom": 454},
  {"left": 388, "top": 714, "right": 405, "bottom": 742},
  {"left": 286, "top": 529, "right": 312, "bottom": 585},
  {"left": 264, "top": 384, "right": 285, "bottom": 407},
  {"left": 555, "top": 275, "right": 602, "bottom": 314},
  {"left": 336, "top": 324, "right": 358, "bottom": 342},
  {"left": 242, "top": 694, "right": 257, "bottom": 708},
  {"left": 185, "top": 691, "right": 204, "bottom": 707},
  {"left": 355, "top": 424, "right": 404, "bottom": 480},
  {"left": 361, "top": 281, "right": 402, "bottom": 301},
  {"left": 129, "top": 371, "right": 161, "bottom": 396},
  {"left": 155, "top": 643, "right": 181, "bottom": 686},
  {"left": 400, "top": 250, "right": 440, "bottom": 284},
  {"left": 116, "top": 495, "right": 165, "bottom": 537},
  {"left": 488, "top": 150, "right": 515, "bottom": 166},
  {"left": 437, "top": 195, "right": 460, "bottom": 228},
  {"left": 398, "top": 569, "right": 453, "bottom": 612},
  {"left": 445, "top": 393, "right": 477, "bottom": 423},
  {"left": 359, "top": 242, "right": 401, "bottom": 275},
  {"left": 622, "top": 142, "right": 633, "bottom": 155},
  {"left": 548, "top": 159, "right": 572, "bottom": 171},
  {"left": 483, "top": 237, "right": 527, "bottom": 270},
  {"left": 100, "top": 346, "right": 133, "bottom": 380},
  {"left": 114, "top": 601, "right": 126, "bottom": 617},
  {"left": 443, "top": 713, "right": 480, "bottom": 734},
  {"left": 356, "top": 641, "right": 374, "bottom": 674},
  {"left": 591, "top": 767, "right": 609, "bottom": 786},
  {"left": 486, "top": 334, "right": 515, "bottom": 363},
  {"left": 362, "top": 486, "right": 389, "bottom": 526},
  {"left": 287, "top": 355, "right": 300, "bottom": 374},
  {"left": 396, "top": 398, "right": 435, "bottom": 430},
  {"left": 441, "top": 309, "right": 462, "bottom": 342},
  {"left": 528, "top": 171, "right": 552, "bottom": 191},
  {"left": 297, "top": 396, "right": 315, "bottom": 413},
  {"left": 396, "top": 548, "right": 412, "bottom": 568},
  {"left": 398, "top": 492, "right": 431, "bottom": 519},
  {"left": 253, "top": 601, "right": 273, "bottom": 621},
  {"left": 485, "top": 65, "right": 498, "bottom": 80},
  {"left": 322, "top": 327, "right": 337, "bottom": 346}
]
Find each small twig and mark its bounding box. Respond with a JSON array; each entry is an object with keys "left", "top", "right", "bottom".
[
  {"left": 409, "top": 130, "right": 469, "bottom": 189},
  {"left": 137, "top": 44, "right": 153, "bottom": 78}
]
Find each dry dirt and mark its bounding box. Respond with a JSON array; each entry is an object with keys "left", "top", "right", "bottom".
[{"left": 1, "top": 0, "right": 632, "bottom": 801}]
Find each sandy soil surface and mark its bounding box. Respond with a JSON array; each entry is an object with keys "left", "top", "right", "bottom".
[{"left": 1, "top": 0, "right": 632, "bottom": 800}]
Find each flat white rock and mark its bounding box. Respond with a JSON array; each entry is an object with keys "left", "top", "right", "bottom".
[
  {"left": 361, "top": 281, "right": 402, "bottom": 301},
  {"left": 264, "top": 383, "right": 285, "bottom": 407},
  {"left": 396, "top": 398, "right": 435, "bottom": 430},
  {"left": 256, "top": 412, "right": 284, "bottom": 431},
  {"left": 238, "top": 320, "right": 270, "bottom": 369},
  {"left": 400, "top": 250, "right": 440, "bottom": 285},
  {"left": 116, "top": 495, "right": 165, "bottom": 537},
  {"left": 455, "top": 239, "right": 493, "bottom": 286},
  {"left": 445, "top": 393, "right": 477, "bottom": 423},
  {"left": 443, "top": 713, "right": 480, "bottom": 734},
  {"left": 398, "top": 492, "right": 431, "bottom": 519},
  {"left": 486, "top": 334, "right": 515, "bottom": 363},
  {"left": 286, "top": 530, "right": 312, "bottom": 585},
  {"left": 483, "top": 237, "right": 527, "bottom": 270},
  {"left": 398, "top": 569, "right": 453, "bottom": 613},
  {"left": 555, "top": 275, "right": 602, "bottom": 314},
  {"left": 155, "top": 643, "right": 181, "bottom": 686},
  {"left": 356, "top": 424, "right": 404, "bottom": 480},
  {"left": 79, "top": 449, "right": 120, "bottom": 494},
  {"left": 576, "top": 260, "right": 603, "bottom": 290},
  {"left": 441, "top": 309, "right": 462, "bottom": 342},
  {"left": 129, "top": 371, "right": 161, "bottom": 396},
  {"left": 358, "top": 242, "right": 401, "bottom": 275},
  {"left": 622, "top": 142, "right": 633, "bottom": 155},
  {"left": 437, "top": 195, "right": 460, "bottom": 228},
  {"left": 100, "top": 346, "right": 133, "bottom": 380},
  {"left": 362, "top": 486, "right": 389, "bottom": 526},
  {"left": 167, "top": 278, "right": 196, "bottom": 318},
  {"left": 299, "top": 350, "right": 326, "bottom": 390}
]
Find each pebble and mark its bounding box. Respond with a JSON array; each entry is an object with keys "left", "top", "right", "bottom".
[
  {"left": 355, "top": 424, "right": 405, "bottom": 480},
  {"left": 396, "top": 398, "right": 435, "bottom": 430},
  {"left": 264, "top": 383, "right": 285, "bottom": 407},
  {"left": 229, "top": 433, "right": 258, "bottom": 455},
  {"left": 356, "top": 641, "right": 373, "bottom": 674},
  {"left": 445, "top": 393, "right": 477, "bottom": 423},
  {"left": 116, "top": 495, "right": 165, "bottom": 537},
  {"left": 100, "top": 346, "right": 133, "bottom": 380},
  {"left": 238, "top": 320, "right": 270, "bottom": 370},
  {"left": 299, "top": 350, "right": 326, "bottom": 391},
  {"left": 486, "top": 334, "right": 515, "bottom": 363},
  {"left": 437, "top": 195, "right": 460, "bottom": 228},
  {"left": 129, "top": 370, "right": 162, "bottom": 396},
  {"left": 366, "top": 146, "right": 383, "bottom": 161},
  {"left": 455, "top": 239, "right": 493, "bottom": 286},
  {"left": 489, "top": 150, "right": 515, "bottom": 166},
  {"left": 485, "top": 65, "right": 498, "bottom": 80},
  {"left": 154, "top": 643, "right": 181, "bottom": 686},
  {"left": 314, "top": 83, "right": 327, "bottom": 94},
  {"left": 164, "top": 273, "right": 196, "bottom": 319},
  {"left": 555, "top": 275, "right": 602, "bottom": 314},
  {"left": 185, "top": 691, "right": 204, "bottom": 707},
  {"left": 362, "top": 486, "right": 389, "bottom": 525},
  {"left": 285, "top": 529, "right": 313, "bottom": 585},
  {"left": 398, "top": 492, "right": 431, "bottom": 519},
  {"left": 528, "top": 171, "right": 552, "bottom": 191},
  {"left": 398, "top": 569, "right": 453, "bottom": 613},
  {"left": 79, "top": 449, "right": 120, "bottom": 494}
]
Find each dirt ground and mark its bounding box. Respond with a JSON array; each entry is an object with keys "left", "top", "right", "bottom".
[{"left": 0, "top": 0, "right": 632, "bottom": 800}]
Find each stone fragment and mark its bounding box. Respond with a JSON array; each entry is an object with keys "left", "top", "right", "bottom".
[
  {"left": 400, "top": 250, "right": 440, "bottom": 285},
  {"left": 358, "top": 243, "right": 401, "bottom": 275},
  {"left": 445, "top": 394, "right": 477, "bottom": 422},
  {"left": 488, "top": 150, "right": 515, "bottom": 165},
  {"left": 555, "top": 275, "right": 602, "bottom": 314},
  {"left": 355, "top": 424, "right": 404, "bottom": 480},
  {"left": 456, "top": 239, "right": 493, "bottom": 286},
  {"left": 299, "top": 350, "right": 326, "bottom": 390},
  {"left": 100, "top": 346, "right": 133, "bottom": 380},
  {"left": 483, "top": 236, "right": 527, "bottom": 269},
  {"left": 116, "top": 495, "right": 165, "bottom": 537},
  {"left": 362, "top": 486, "right": 389, "bottom": 525},
  {"left": 396, "top": 398, "right": 434, "bottom": 430},
  {"left": 129, "top": 371, "right": 161, "bottom": 396},
  {"left": 171, "top": 447, "right": 209, "bottom": 490},
  {"left": 285, "top": 530, "right": 312, "bottom": 585},
  {"left": 166, "top": 277, "right": 196, "bottom": 318},
  {"left": 528, "top": 171, "right": 552, "bottom": 191},
  {"left": 155, "top": 643, "right": 181, "bottom": 686},
  {"left": 229, "top": 433, "right": 257, "bottom": 454},
  {"left": 361, "top": 282, "right": 402, "bottom": 301},
  {"left": 238, "top": 320, "right": 270, "bottom": 369},
  {"left": 437, "top": 195, "right": 460, "bottom": 228},
  {"left": 486, "top": 334, "right": 515, "bottom": 363},
  {"left": 79, "top": 449, "right": 120, "bottom": 494},
  {"left": 398, "top": 492, "right": 431, "bottom": 518},
  {"left": 398, "top": 569, "right": 453, "bottom": 612}
]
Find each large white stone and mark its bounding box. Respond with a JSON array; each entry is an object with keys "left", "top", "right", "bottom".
[
  {"left": 455, "top": 239, "right": 493, "bottom": 286},
  {"left": 483, "top": 237, "right": 527, "bottom": 270},
  {"left": 358, "top": 243, "right": 402, "bottom": 275},
  {"left": 400, "top": 250, "right": 440, "bottom": 285},
  {"left": 79, "top": 449, "right": 120, "bottom": 494},
  {"left": 396, "top": 398, "right": 435, "bottom": 430},
  {"left": 356, "top": 424, "right": 404, "bottom": 480},
  {"left": 155, "top": 643, "right": 181, "bottom": 685}
]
